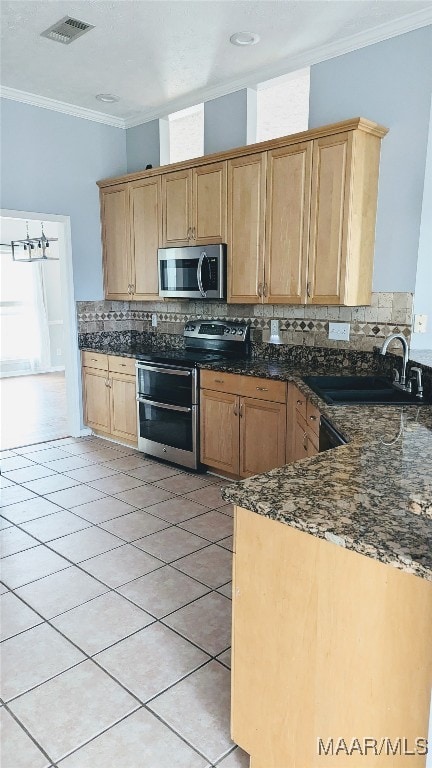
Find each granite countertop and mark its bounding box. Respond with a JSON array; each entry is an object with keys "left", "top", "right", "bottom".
[
  {"left": 203, "top": 358, "right": 432, "bottom": 581},
  {"left": 80, "top": 342, "right": 432, "bottom": 580}
]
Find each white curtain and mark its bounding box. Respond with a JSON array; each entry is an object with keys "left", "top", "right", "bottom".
[{"left": 0, "top": 255, "right": 51, "bottom": 375}]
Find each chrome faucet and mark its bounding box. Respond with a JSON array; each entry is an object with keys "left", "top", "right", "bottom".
[
  {"left": 410, "top": 366, "right": 424, "bottom": 399},
  {"left": 379, "top": 333, "right": 409, "bottom": 388}
]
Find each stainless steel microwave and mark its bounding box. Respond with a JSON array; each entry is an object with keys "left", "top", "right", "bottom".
[{"left": 158, "top": 244, "right": 226, "bottom": 300}]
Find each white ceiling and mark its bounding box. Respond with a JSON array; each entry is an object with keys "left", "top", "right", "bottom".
[{"left": 1, "top": 0, "right": 431, "bottom": 128}]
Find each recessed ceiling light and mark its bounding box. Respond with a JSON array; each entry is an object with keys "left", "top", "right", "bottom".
[
  {"left": 230, "top": 32, "right": 260, "bottom": 47},
  {"left": 95, "top": 94, "right": 120, "bottom": 103}
]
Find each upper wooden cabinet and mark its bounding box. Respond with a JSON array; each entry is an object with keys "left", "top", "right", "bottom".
[
  {"left": 228, "top": 153, "right": 267, "bottom": 303},
  {"left": 162, "top": 162, "right": 227, "bottom": 247},
  {"left": 98, "top": 118, "right": 387, "bottom": 307},
  {"left": 129, "top": 177, "right": 161, "bottom": 301},
  {"left": 265, "top": 142, "right": 312, "bottom": 304},
  {"left": 101, "top": 177, "right": 161, "bottom": 302},
  {"left": 101, "top": 184, "right": 131, "bottom": 301},
  {"left": 228, "top": 126, "right": 384, "bottom": 306},
  {"left": 308, "top": 130, "right": 381, "bottom": 305}
]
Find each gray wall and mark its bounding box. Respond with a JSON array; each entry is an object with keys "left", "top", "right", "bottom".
[
  {"left": 412, "top": 96, "right": 432, "bottom": 350},
  {"left": 0, "top": 98, "right": 127, "bottom": 300},
  {"left": 126, "top": 118, "right": 162, "bottom": 173},
  {"left": 309, "top": 26, "right": 432, "bottom": 294},
  {"left": 204, "top": 89, "right": 256, "bottom": 154}
]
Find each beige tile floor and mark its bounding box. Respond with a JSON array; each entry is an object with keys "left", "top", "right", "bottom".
[{"left": 0, "top": 436, "right": 250, "bottom": 768}]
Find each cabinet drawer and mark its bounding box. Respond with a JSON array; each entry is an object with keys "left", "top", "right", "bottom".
[
  {"left": 306, "top": 400, "right": 321, "bottom": 437},
  {"left": 82, "top": 351, "right": 108, "bottom": 371},
  {"left": 296, "top": 412, "right": 319, "bottom": 455},
  {"left": 238, "top": 376, "right": 286, "bottom": 404},
  {"left": 294, "top": 388, "right": 307, "bottom": 419},
  {"left": 200, "top": 370, "right": 243, "bottom": 394},
  {"left": 108, "top": 355, "right": 136, "bottom": 376}
]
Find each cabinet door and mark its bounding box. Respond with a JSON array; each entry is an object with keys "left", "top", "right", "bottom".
[
  {"left": 192, "top": 162, "right": 227, "bottom": 244},
  {"left": 162, "top": 169, "right": 192, "bottom": 246},
  {"left": 83, "top": 368, "right": 110, "bottom": 433},
  {"left": 308, "top": 132, "right": 352, "bottom": 305},
  {"left": 101, "top": 184, "right": 131, "bottom": 300},
  {"left": 200, "top": 389, "right": 239, "bottom": 475},
  {"left": 239, "top": 397, "right": 286, "bottom": 478},
  {"left": 265, "top": 143, "right": 312, "bottom": 304},
  {"left": 129, "top": 177, "right": 161, "bottom": 301},
  {"left": 228, "top": 153, "right": 266, "bottom": 304},
  {"left": 110, "top": 372, "right": 138, "bottom": 444}
]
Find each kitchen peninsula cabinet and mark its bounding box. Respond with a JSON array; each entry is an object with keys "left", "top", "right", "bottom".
[
  {"left": 100, "top": 177, "right": 161, "bottom": 301},
  {"left": 82, "top": 352, "right": 137, "bottom": 445},
  {"left": 161, "top": 162, "right": 227, "bottom": 247},
  {"left": 231, "top": 506, "right": 432, "bottom": 767},
  {"left": 200, "top": 370, "right": 286, "bottom": 478}
]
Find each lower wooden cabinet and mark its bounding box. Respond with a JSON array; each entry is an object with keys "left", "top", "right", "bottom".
[
  {"left": 200, "top": 371, "right": 287, "bottom": 478},
  {"left": 82, "top": 353, "right": 137, "bottom": 446},
  {"left": 286, "top": 382, "right": 320, "bottom": 462}
]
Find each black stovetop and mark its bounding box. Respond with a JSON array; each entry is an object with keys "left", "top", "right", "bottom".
[{"left": 135, "top": 348, "right": 237, "bottom": 367}]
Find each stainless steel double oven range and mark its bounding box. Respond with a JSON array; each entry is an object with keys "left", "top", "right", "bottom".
[{"left": 136, "top": 321, "right": 250, "bottom": 470}]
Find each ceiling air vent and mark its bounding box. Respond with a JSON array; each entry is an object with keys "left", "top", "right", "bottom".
[{"left": 41, "top": 16, "right": 94, "bottom": 45}]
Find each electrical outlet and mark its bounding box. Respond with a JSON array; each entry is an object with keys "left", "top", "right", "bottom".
[
  {"left": 270, "top": 320, "right": 279, "bottom": 336},
  {"left": 151, "top": 313, "right": 158, "bottom": 328},
  {"left": 414, "top": 314, "right": 427, "bottom": 333},
  {"left": 328, "top": 322, "right": 350, "bottom": 341}
]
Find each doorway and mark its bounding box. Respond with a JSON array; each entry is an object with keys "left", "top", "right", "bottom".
[{"left": 0, "top": 210, "right": 82, "bottom": 450}]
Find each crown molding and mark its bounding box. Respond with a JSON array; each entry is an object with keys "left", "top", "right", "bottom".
[
  {"left": 0, "top": 86, "right": 126, "bottom": 128},
  {"left": 1, "top": 10, "right": 431, "bottom": 131}
]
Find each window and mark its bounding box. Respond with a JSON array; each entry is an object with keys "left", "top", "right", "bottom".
[
  {"left": 256, "top": 68, "right": 310, "bottom": 142},
  {"left": 168, "top": 104, "right": 204, "bottom": 164}
]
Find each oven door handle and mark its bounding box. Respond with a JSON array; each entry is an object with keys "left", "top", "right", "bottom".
[
  {"left": 136, "top": 397, "right": 192, "bottom": 413},
  {"left": 136, "top": 363, "right": 191, "bottom": 377},
  {"left": 197, "top": 251, "right": 207, "bottom": 298}
]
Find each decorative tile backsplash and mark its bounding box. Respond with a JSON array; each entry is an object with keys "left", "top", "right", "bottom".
[{"left": 77, "top": 293, "right": 413, "bottom": 353}]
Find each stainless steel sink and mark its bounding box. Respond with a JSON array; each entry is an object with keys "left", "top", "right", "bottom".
[{"left": 303, "top": 375, "right": 430, "bottom": 405}]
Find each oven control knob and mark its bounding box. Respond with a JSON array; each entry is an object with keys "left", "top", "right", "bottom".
[
  {"left": 224, "top": 328, "right": 230, "bottom": 334},
  {"left": 237, "top": 329, "right": 244, "bottom": 335},
  {"left": 231, "top": 329, "right": 236, "bottom": 334}
]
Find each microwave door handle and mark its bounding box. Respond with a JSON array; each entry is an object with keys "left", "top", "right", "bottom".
[{"left": 197, "top": 251, "right": 207, "bottom": 298}]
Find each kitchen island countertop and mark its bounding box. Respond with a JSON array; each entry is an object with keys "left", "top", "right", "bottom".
[{"left": 197, "top": 359, "right": 432, "bottom": 582}]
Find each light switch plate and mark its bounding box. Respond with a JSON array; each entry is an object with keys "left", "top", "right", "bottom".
[{"left": 328, "top": 322, "right": 350, "bottom": 341}]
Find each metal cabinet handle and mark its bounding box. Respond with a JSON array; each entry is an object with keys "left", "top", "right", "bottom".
[
  {"left": 105, "top": 378, "right": 111, "bottom": 387},
  {"left": 256, "top": 386, "right": 269, "bottom": 392},
  {"left": 263, "top": 283, "right": 268, "bottom": 298},
  {"left": 309, "top": 415, "right": 317, "bottom": 421},
  {"left": 239, "top": 401, "right": 243, "bottom": 418},
  {"left": 127, "top": 284, "right": 131, "bottom": 294},
  {"left": 307, "top": 281, "right": 311, "bottom": 298},
  {"left": 257, "top": 282, "right": 263, "bottom": 298},
  {"left": 130, "top": 284, "right": 135, "bottom": 294},
  {"left": 297, "top": 400, "right": 303, "bottom": 406},
  {"left": 303, "top": 433, "right": 308, "bottom": 451},
  {"left": 233, "top": 403, "right": 238, "bottom": 416}
]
